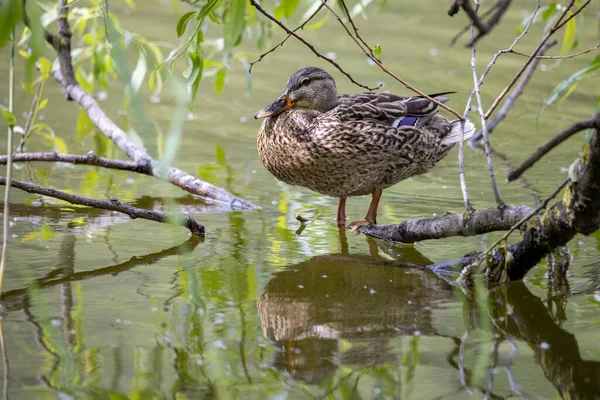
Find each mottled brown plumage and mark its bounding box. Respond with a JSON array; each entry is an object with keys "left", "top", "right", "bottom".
[{"left": 255, "top": 67, "right": 474, "bottom": 229}]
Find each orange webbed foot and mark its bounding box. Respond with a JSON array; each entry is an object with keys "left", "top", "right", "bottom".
[{"left": 347, "top": 220, "right": 375, "bottom": 234}]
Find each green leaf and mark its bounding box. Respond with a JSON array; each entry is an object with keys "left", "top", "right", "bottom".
[
  {"left": 542, "top": 3, "right": 558, "bottom": 21},
  {"left": 374, "top": 44, "right": 382, "bottom": 57},
  {"left": 131, "top": 52, "right": 147, "bottom": 93},
  {"left": 215, "top": 143, "right": 226, "bottom": 166},
  {"left": 76, "top": 108, "right": 94, "bottom": 141},
  {"left": 275, "top": 0, "right": 299, "bottom": 19},
  {"left": 53, "top": 136, "right": 68, "bottom": 153},
  {"left": 75, "top": 68, "right": 94, "bottom": 93},
  {"left": 1, "top": 109, "right": 16, "bottom": 126},
  {"left": 198, "top": 0, "right": 220, "bottom": 21},
  {"left": 223, "top": 0, "right": 245, "bottom": 56},
  {"left": 38, "top": 57, "right": 52, "bottom": 79},
  {"left": 545, "top": 55, "right": 600, "bottom": 107},
  {"left": 39, "top": 98, "right": 48, "bottom": 111},
  {"left": 40, "top": 224, "right": 54, "bottom": 240},
  {"left": 0, "top": 0, "right": 23, "bottom": 51},
  {"left": 177, "top": 11, "right": 197, "bottom": 37},
  {"left": 215, "top": 67, "right": 226, "bottom": 93},
  {"left": 187, "top": 52, "right": 203, "bottom": 109},
  {"left": 561, "top": 14, "right": 576, "bottom": 55}
]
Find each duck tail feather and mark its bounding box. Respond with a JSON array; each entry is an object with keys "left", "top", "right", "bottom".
[{"left": 442, "top": 119, "right": 476, "bottom": 145}]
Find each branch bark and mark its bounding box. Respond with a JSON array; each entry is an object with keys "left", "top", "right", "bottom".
[
  {"left": 0, "top": 151, "right": 142, "bottom": 172},
  {"left": 357, "top": 206, "right": 532, "bottom": 243},
  {"left": 0, "top": 177, "right": 205, "bottom": 236}
]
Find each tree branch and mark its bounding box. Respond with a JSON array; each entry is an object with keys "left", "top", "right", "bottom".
[
  {"left": 508, "top": 116, "right": 600, "bottom": 181},
  {"left": 357, "top": 206, "right": 533, "bottom": 243},
  {"left": 0, "top": 177, "right": 205, "bottom": 236},
  {"left": 0, "top": 151, "right": 144, "bottom": 173}
]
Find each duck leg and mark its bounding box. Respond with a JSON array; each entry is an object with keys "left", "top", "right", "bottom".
[
  {"left": 348, "top": 188, "right": 382, "bottom": 233},
  {"left": 336, "top": 197, "right": 347, "bottom": 226}
]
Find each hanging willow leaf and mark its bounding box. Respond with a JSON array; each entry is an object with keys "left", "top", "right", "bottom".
[
  {"left": 223, "top": 0, "right": 245, "bottom": 57},
  {"left": 176, "top": 11, "right": 197, "bottom": 37}
]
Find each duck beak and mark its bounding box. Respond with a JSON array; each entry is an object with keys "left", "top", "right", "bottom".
[{"left": 254, "top": 94, "right": 295, "bottom": 119}]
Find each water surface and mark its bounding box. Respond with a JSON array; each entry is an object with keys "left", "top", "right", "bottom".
[{"left": 1, "top": 1, "right": 599, "bottom": 398}]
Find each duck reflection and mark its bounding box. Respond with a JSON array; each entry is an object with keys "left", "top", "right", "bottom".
[{"left": 257, "top": 236, "right": 453, "bottom": 383}]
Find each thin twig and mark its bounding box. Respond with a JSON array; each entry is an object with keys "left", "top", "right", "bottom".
[
  {"left": 469, "top": 3, "right": 504, "bottom": 208},
  {"left": 509, "top": 43, "right": 600, "bottom": 59},
  {"left": 320, "top": 1, "right": 463, "bottom": 118},
  {"left": 249, "top": 2, "right": 327, "bottom": 72},
  {"left": 0, "top": 27, "right": 16, "bottom": 295},
  {"left": 471, "top": 39, "right": 556, "bottom": 143},
  {"left": 0, "top": 177, "right": 205, "bottom": 236},
  {"left": 508, "top": 115, "right": 600, "bottom": 181},
  {"left": 249, "top": 0, "right": 380, "bottom": 91},
  {"left": 485, "top": 0, "right": 591, "bottom": 119},
  {"left": 484, "top": 177, "right": 570, "bottom": 254},
  {"left": 0, "top": 152, "right": 144, "bottom": 173},
  {"left": 338, "top": 0, "right": 380, "bottom": 61}
]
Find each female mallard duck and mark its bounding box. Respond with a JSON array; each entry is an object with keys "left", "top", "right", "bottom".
[{"left": 255, "top": 67, "right": 475, "bottom": 231}]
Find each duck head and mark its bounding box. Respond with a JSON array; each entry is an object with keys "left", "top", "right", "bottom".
[{"left": 254, "top": 67, "right": 339, "bottom": 119}]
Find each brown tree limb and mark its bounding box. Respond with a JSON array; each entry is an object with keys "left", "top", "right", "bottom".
[
  {"left": 508, "top": 116, "right": 599, "bottom": 181},
  {"left": 470, "top": 40, "right": 557, "bottom": 143},
  {"left": 249, "top": 0, "right": 380, "bottom": 91},
  {"left": 0, "top": 177, "right": 205, "bottom": 236},
  {"left": 357, "top": 206, "right": 533, "bottom": 243},
  {"left": 485, "top": 0, "right": 591, "bottom": 119},
  {"left": 0, "top": 151, "right": 143, "bottom": 172},
  {"left": 249, "top": 1, "right": 328, "bottom": 72}
]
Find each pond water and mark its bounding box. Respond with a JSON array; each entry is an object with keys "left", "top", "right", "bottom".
[{"left": 1, "top": 1, "right": 600, "bottom": 399}]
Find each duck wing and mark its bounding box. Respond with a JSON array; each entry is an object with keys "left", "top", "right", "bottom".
[{"left": 333, "top": 92, "right": 452, "bottom": 128}]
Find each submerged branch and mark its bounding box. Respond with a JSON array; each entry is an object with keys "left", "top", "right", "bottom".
[
  {"left": 357, "top": 206, "right": 532, "bottom": 243},
  {"left": 0, "top": 177, "right": 205, "bottom": 237}
]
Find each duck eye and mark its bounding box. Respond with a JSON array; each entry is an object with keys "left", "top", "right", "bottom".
[{"left": 300, "top": 78, "right": 310, "bottom": 87}]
